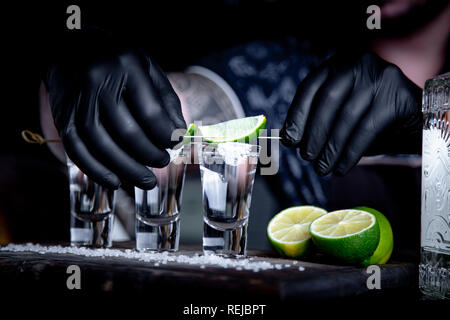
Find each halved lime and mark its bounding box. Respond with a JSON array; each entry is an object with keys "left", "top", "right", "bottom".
[
  {"left": 197, "top": 115, "right": 266, "bottom": 143},
  {"left": 355, "top": 207, "right": 394, "bottom": 266},
  {"left": 267, "top": 206, "right": 327, "bottom": 258},
  {"left": 310, "top": 209, "right": 380, "bottom": 264}
]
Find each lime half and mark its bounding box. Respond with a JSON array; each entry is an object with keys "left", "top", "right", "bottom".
[
  {"left": 355, "top": 207, "right": 394, "bottom": 266},
  {"left": 267, "top": 206, "right": 327, "bottom": 258},
  {"left": 197, "top": 115, "right": 266, "bottom": 143},
  {"left": 310, "top": 209, "right": 380, "bottom": 264}
]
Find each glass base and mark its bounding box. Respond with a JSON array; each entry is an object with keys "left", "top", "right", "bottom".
[
  {"left": 419, "top": 249, "right": 450, "bottom": 300},
  {"left": 203, "top": 222, "right": 247, "bottom": 257},
  {"left": 135, "top": 218, "right": 180, "bottom": 252},
  {"left": 70, "top": 214, "right": 114, "bottom": 248}
]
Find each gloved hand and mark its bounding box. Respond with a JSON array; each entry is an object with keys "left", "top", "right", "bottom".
[
  {"left": 45, "top": 29, "right": 186, "bottom": 189},
  {"left": 280, "top": 51, "right": 422, "bottom": 176}
]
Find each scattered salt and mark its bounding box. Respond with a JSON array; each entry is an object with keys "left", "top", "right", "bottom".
[
  {"left": 0, "top": 243, "right": 302, "bottom": 273},
  {"left": 217, "top": 142, "right": 255, "bottom": 166}
]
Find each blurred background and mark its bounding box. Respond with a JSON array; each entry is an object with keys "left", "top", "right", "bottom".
[{"left": 1, "top": 0, "right": 448, "bottom": 255}]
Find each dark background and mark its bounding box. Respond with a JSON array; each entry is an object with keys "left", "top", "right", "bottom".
[
  {"left": 2, "top": 0, "right": 371, "bottom": 152},
  {"left": 0, "top": 0, "right": 440, "bottom": 256}
]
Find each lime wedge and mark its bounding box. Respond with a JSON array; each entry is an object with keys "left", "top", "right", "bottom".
[
  {"left": 310, "top": 209, "right": 380, "bottom": 264},
  {"left": 355, "top": 207, "right": 394, "bottom": 266},
  {"left": 182, "top": 123, "right": 197, "bottom": 144},
  {"left": 185, "top": 123, "right": 197, "bottom": 136},
  {"left": 267, "top": 206, "right": 327, "bottom": 258},
  {"left": 197, "top": 115, "right": 266, "bottom": 143}
]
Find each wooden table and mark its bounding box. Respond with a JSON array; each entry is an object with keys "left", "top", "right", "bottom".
[{"left": 0, "top": 242, "right": 420, "bottom": 311}]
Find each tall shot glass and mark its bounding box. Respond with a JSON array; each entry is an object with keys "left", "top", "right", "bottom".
[
  {"left": 197, "top": 142, "right": 260, "bottom": 257},
  {"left": 134, "top": 145, "right": 189, "bottom": 251},
  {"left": 67, "top": 157, "right": 116, "bottom": 248}
]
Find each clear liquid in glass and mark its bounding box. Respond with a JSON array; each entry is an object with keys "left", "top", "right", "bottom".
[
  {"left": 67, "top": 158, "right": 115, "bottom": 248},
  {"left": 199, "top": 142, "right": 259, "bottom": 256},
  {"left": 135, "top": 147, "right": 188, "bottom": 251}
]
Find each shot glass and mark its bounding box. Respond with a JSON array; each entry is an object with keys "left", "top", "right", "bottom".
[
  {"left": 134, "top": 146, "right": 189, "bottom": 251},
  {"left": 197, "top": 142, "right": 260, "bottom": 257},
  {"left": 67, "top": 157, "right": 116, "bottom": 248}
]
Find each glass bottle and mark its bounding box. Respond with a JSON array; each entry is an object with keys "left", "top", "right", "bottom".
[{"left": 419, "top": 72, "right": 450, "bottom": 299}]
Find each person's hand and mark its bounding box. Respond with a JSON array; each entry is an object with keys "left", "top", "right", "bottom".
[
  {"left": 45, "top": 29, "right": 186, "bottom": 189},
  {"left": 280, "top": 52, "right": 422, "bottom": 176}
]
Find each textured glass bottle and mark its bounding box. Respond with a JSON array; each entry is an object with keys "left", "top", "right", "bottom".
[{"left": 419, "top": 72, "right": 450, "bottom": 299}]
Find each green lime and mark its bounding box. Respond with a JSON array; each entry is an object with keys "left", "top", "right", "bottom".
[
  {"left": 197, "top": 115, "right": 266, "bottom": 143},
  {"left": 185, "top": 123, "right": 197, "bottom": 136},
  {"left": 183, "top": 123, "right": 197, "bottom": 144},
  {"left": 267, "top": 206, "right": 327, "bottom": 258},
  {"left": 355, "top": 207, "right": 394, "bottom": 266},
  {"left": 310, "top": 209, "right": 380, "bottom": 264}
]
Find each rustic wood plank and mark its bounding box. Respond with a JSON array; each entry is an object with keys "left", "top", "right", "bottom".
[{"left": 0, "top": 243, "right": 418, "bottom": 303}]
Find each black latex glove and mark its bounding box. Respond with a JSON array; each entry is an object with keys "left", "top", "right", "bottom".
[
  {"left": 280, "top": 52, "right": 422, "bottom": 176},
  {"left": 45, "top": 29, "right": 186, "bottom": 189}
]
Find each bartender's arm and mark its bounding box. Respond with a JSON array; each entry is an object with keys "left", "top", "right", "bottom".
[
  {"left": 39, "top": 25, "right": 243, "bottom": 190},
  {"left": 280, "top": 51, "right": 423, "bottom": 176},
  {"left": 40, "top": 66, "right": 240, "bottom": 184}
]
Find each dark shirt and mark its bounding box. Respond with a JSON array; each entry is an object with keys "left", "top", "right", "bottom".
[{"left": 197, "top": 38, "right": 333, "bottom": 208}]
